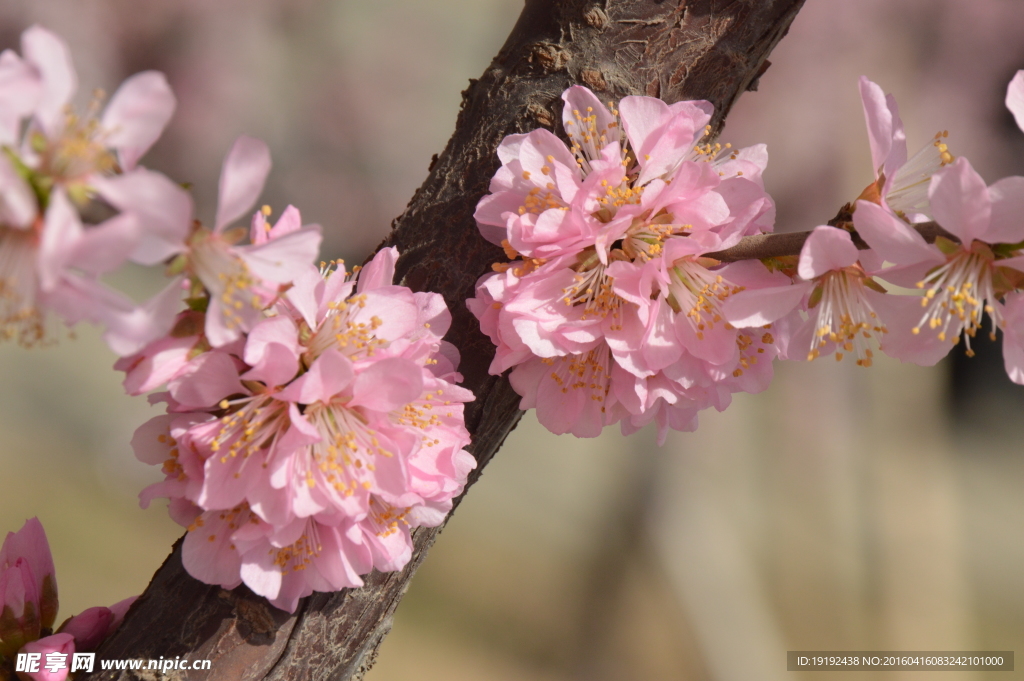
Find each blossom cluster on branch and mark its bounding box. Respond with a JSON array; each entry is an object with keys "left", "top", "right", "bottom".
[
  {"left": 469, "top": 76, "right": 1024, "bottom": 442},
  {"left": 3, "top": 18, "right": 1024, "bottom": 632},
  {"left": 0, "top": 25, "right": 475, "bottom": 627}
]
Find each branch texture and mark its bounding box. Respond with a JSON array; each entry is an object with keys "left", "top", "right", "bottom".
[{"left": 84, "top": 1, "right": 807, "bottom": 679}]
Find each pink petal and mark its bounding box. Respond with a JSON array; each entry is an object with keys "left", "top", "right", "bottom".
[
  {"left": 929, "top": 157, "right": 991, "bottom": 244},
  {"left": 872, "top": 290, "right": 952, "bottom": 366},
  {"left": 92, "top": 169, "right": 193, "bottom": 265},
  {"left": 722, "top": 281, "right": 812, "bottom": 327},
  {"left": 986, "top": 175, "right": 1024, "bottom": 244},
  {"left": 69, "top": 212, "right": 140, "bottom": 275},
  {"left": 242, "top": 316, "right": 301, "bottom": 388},
  {"left": 1006, "top": 70, "right": 1024, "bottom": 134},
  {"left": 100, "top": 277, "right": 182, "bottom": 356},
  {"left": 105, "top": 596, "right": 137, "bottom": 636},
  {"left": 619, "top": 95, "right": 669, "bottom": 157},
  {"left": 0, "top": 154, "right": 36, "bottom": 228},
  {"left": 0, "top": 48, "right": 42, "bottom": 145},
  {"left": 858, "top": 76, "right": 893, "bottom": 175},
  {"left": 101, "top": 71, "right": 176, "bottom": 170},
  {"left": 215, "top": 136, "right": 271, "bottom": 231},
  {"left": 37, "top": 189, "right": 83, "bottom": 291},
  {"left": 117, "top": 333, "right": 197, "bottom": 395},
  {"left": 561, "top": 85, "right": 619, "bottom": 150},
  {"left": 852, "top": 200, "right": 939, "bottom": 265},
  {"left": 237, "top": 227, "right": 322, "bottom": 284},
  {"left": 283, "top": 265, "right": 324, "bottom": 328},
  {"left": 168, "top": 351, "right": 245, "bottom": 409},
  {"left": 0, "top": 518, "right": 54, "bottom": 599},
  {"left": 21, "top": 26, "right": 76, "bottom": 136},
  {"left": 798, "top": 226, "right": 859, "bottom": 279},
  {"left": 181, "top": 512, "right": 243, "bottom": 589},
  {"left": 250, "top": 204, "right": 301, "bottom": 244},
  {"left": 357, "top": 246, "right": 398, "bottom": 293},
  {"left": 349, "top": 357, "right": 424, "bottom": 413},
  {"left": 278, "top": 349, "right": 354, "bottom": 404}
]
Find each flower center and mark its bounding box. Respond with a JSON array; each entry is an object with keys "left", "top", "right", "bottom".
[
  {"left": 912, "top": 247, "right": 997, "bottom": 356},
  {"left": 666, "top": 259, "right": 743, "bottom": 341},
  {"left": 808, "top": 269, "right": 885, "bottom": 366}
]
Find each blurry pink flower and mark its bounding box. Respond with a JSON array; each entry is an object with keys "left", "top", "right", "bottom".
[
  {"left": 0, "top": 25, "right": 191, "bottom": 353},
  {"left": 5, "top": 26, "right": 175, "bottom": 188},
  {"left": 17, "top": 633, "right": 74, "bottom": 681},
  {"left": 182, "top": 137, "right": 322, "bottom": 347},
  {"left": 0, "top": 519, "right": 57, "bottom": 659}
]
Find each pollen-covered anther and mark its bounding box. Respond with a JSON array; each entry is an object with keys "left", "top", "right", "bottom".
[
  {"left": 807, "top": 269, "right": 885, "bottom": 367},
  {"left": 911, "top": 248, "right": 1000, "bottom": 355},
  {"left": 667, "top": 259, "right": 743, "bottom": 339}
]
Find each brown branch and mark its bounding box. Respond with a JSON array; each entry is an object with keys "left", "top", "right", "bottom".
[
  {"left": 83, "top": 1, "right": 808, "bottom": 679},
  {"left": 706, "top": 221, "right": 957, "bottom": 262}
]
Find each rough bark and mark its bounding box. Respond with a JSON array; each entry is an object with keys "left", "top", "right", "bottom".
[{"left": 83, "top": 1, "right": 807, "bottom": 679}]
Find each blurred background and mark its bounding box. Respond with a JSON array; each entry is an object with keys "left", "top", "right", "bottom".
[{"left": 1, "top": 1, "right": 1024, "bottom": 679}]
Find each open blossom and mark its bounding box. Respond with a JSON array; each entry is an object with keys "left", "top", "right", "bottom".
[
  {"left": 130, "top": 247, "right": 476, "bottom": 612},
  {"left": 858, "top": 76, "right": 954, "bottom": 221},
  {"left": 0, "top": 25, "right": 189, "bottom": 352},
  {"left": 469, "top": 85, "right": 781, "bottom": 442},
  {"left": 853, "top": 157, "right": 1024, "bottom": 365},
  {"left": 721, "top": 225, "right": 933, "bottom": 367}
]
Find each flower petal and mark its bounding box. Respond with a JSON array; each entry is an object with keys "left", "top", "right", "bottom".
[
  {"left": 929, "top": 157, "right": 991, "bottom": 244},
  {"left": 21, "top": 26, "right": 76, "bottom": 135},
  {"left": 852, "top": 200, "right": 938, "bottom": 265},
  {"left": 798, "top": 226, "right": 859, "bottom": 280},
  {"left": 215, "top": 136, "right": 271, "bottom": 231},
  {"left": 101, "top": 71, "right": 176, "bottom": 170},
  {"left": 1006, "top": 70, "right": 1024, "bottom": 134}
]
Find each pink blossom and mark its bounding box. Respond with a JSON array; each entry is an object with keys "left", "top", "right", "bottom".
[
  {"left": 133, "top": 248, "right": 475, "bottom": 612},
  {"left": 178, "top": 138, "right": 322, "bottom": 348},
  {"left": 853, "top": 157, "right": 1024, "bottom": 362},
  {"left": 0, "top": 26, "right": 191, "bottom": 353},
  {"left": 722, "top": 225, "right": 928, "bottom": 367},
  {"left": 469, "top": 85, "right": 780, "bottom": 441}
]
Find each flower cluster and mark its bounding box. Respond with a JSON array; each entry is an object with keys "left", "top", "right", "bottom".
[
  {"left": 0, "top": 518, "right": 136, "bottom": 681},
  {"left": 723, "top": 74, "right": 1024, "bottom": 377},
  {"left": 0, "top": 24, "right": 477, "bottom": 615},
  {"left": 468, "top": 85, "right": 782, "bottom": 442},
  {"left": 0, "top": 26, "right": 188, "bottom": 353},
  {"left": 126, "top": 242, "right": 475, "bottom": 612},
  {"left": 470, "top": 76, "right": 1024, "bottom": 441}
]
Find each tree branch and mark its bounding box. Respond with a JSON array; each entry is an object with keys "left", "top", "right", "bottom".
[
  {"left": 84, "top": 1, "right": 808, "bottom": 679},
  {"left": 706, "top": 221, "right": 956, "bottom": 262}
]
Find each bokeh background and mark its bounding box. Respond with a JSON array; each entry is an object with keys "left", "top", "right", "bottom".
[{"left": 1, "top": 1, "right": 1024, "bottom": 679}]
